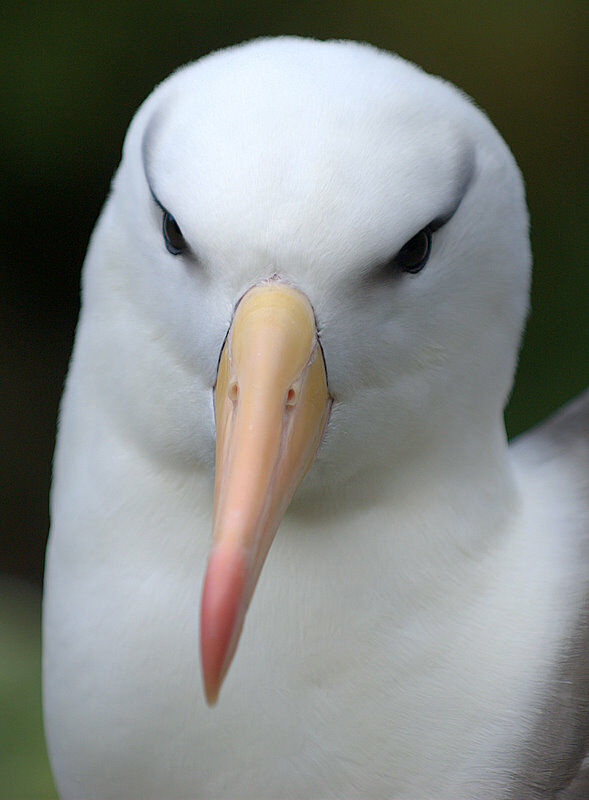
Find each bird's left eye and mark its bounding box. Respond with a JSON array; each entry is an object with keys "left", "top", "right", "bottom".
[
  {"left": 392, "top": 226, "right": 432, "bottom": 274},
  {"left": 162, "top": 211, "right": 187, "bottom": 255}
]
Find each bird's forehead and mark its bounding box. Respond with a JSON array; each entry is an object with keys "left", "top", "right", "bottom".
[{"left": 141, "top": 43, "right": 472, "bottom": 274}]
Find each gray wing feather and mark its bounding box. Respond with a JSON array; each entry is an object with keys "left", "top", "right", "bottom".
[
  {"left": 509, "top": 389, "right": 589, "bottom": 799},
  {"left": 511, "top": 388, "right": 589, "bottom": 469},
  {"left": 558, "top": 759, "right": 589, "bottom": 799}
]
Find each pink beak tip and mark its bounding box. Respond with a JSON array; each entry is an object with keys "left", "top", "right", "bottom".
[
  {"left": 203, "top": 675, "right": 221, "bottom": 706},
  {"left": 199, "top": 545, "right": 248, "bottom": 706}
]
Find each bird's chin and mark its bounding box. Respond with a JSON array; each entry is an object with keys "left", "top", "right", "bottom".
[{"left": 285, "top": 437, "right": 370, "bottom": 510}]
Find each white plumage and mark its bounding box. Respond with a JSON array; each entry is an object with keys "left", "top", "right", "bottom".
[{"left": 43, "top": 37, "right": 588, "bottom": 799}]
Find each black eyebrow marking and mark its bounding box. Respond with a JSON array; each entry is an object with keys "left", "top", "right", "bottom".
[
  {"left": 365, "top": 145, "right": 477, "bottom": 283},
  {"left": 430, "top": 144, "right": 476, "bottom": 231},
  {"left": 141, "top": 108, "right": 198, "bottom": 262},
  {"left": 141, "top": 109, "right": 165, "bottom": 209}
]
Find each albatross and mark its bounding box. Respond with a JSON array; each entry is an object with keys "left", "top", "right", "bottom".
[{"left": 43, "top": 37, "right": 588, "bottom": 799}]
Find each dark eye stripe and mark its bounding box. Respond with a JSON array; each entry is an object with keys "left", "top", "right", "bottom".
[
  {"left": 162, "top": 211, "right": 187, "bottom": 255},
  {"left": 391, "top": 225, "right": 433, "bottom": 275}
]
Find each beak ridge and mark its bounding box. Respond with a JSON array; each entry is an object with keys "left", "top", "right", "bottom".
[{"left": 200, "top": 283, "right": 331, "bottom": 704}]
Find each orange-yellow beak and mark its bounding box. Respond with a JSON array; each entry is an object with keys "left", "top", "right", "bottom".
[{"left": 200, "top": 282, "right": 331, "bottom": 704}]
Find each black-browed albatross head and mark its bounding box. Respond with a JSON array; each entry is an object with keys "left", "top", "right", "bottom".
[{"left": 86, "top": 36, "right": 530, "bottom": 702}]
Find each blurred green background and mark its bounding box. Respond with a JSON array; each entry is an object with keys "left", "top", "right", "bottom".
[{"left": 1, "top": 1, "right": 587, "bottom": 797}]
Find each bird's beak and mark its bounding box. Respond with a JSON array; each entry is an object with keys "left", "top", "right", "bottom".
[{"left": 200, "top": 282, "right": 331, "bottom": 704}]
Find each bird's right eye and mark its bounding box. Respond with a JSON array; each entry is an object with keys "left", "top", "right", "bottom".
[{"left": 162, "top": 211, "right": 187, "bottom": 255}]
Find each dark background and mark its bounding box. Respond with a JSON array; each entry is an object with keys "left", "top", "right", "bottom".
[{"left": 2, "top": 1, "right": 588, "bottom": 591}]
